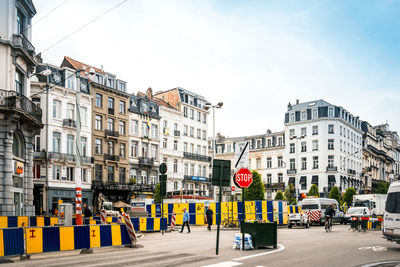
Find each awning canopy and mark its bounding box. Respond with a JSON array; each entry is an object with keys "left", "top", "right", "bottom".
[
  {"left": 288, "top": 177, "right": 295, "bottom": 184},
  {"left": 299, "top": 176, "right": 306, "bottom": 184},
  {"left": 328, "top": 175, "right": 336, "bottom": 183},
  {"left": 311, "top": 176, "right": 318, "bottom": 184}
]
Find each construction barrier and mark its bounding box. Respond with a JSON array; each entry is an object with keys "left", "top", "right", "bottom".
[
  {"left": 84, "top": 217, "right": 167, "bottom": 232},
  {"left": 288, "top": 205, "right": 302, "bottom": 214},
  {"left": 0, "top": 216, "right": 58, "bottom": 228},
  {"left": 0, "top": 228, "right": 24, "bottom": 256},
  {"left": 350, "top": 216, "right": 383, "bottom": 231}
]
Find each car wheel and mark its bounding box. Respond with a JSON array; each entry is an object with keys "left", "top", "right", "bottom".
[
  {"left": 344, "top": 221, "right": 347, "bottom": 225},
  {"left": 340, "top": 220, "right": 344, "bottom": 225},
  {"left": 288, "top": 224, "right": 292, "bottom": 228}
]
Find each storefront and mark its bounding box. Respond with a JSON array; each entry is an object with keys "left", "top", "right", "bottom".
[{"left": 47, "top": 188, "right": 92, "bottom": 215}]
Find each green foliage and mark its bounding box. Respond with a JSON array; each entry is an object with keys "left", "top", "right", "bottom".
[
  {"left": 154, "top": 183, "right": 161, "bottom": 204},
  {"left": 343, "top": 187, "right": 357, "bottom": 206},
  {"left": 328, "top": 186, "right": 341, "bottom": 203},
  {"left": 129, "top": 178, "right": 137, "bottom": 184},
  {"left": 284, "top": 184, "right": 296, "bottom": 205},
  {"left": 308, "top": 184, "right": 320, "bottom": 197},
  {"left": 289, "top": 198, "right": 297, "bottom": 205},
  {"left": 244, "top": 170, "right": 265, "bottom": 201},
  {"left": 275, "top": 191, "right": 284, "bottom": 200},
  {"left": 375, "top": 181, "right": 390, "bottom": 194}
]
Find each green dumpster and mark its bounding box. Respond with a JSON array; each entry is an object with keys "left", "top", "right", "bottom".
[{"left": 241, "top": 221, "right": 277, "bottom": 249}]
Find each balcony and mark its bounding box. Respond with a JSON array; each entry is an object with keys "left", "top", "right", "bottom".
[
  {"left": 62, "top": 118, "right": 76, "bottom": 128},
  {"left": 0, "top": 89, "right": 42, "bottom": 126},
  {"left": 183, "top": 175, "right": 210, "bottom": 183},
  {"left": 12, "top": 34, "right": 36, "bottom": 65},
  {"left": 265, "top": 182, "right": 285, "bottom": 190},
  {"left": 183, "top": 152, "right": 212, "bottom": 163},
  {"left": 139, "top": 157, "right": 154, "bottom": 166},
  {"left": 92, "top": 180, "right": 155, "bottom": 192},
  {"left": 287, "top": 169, "right": 297, "bottom": 175},
  {"left": 105, "top": 154, "right": 119, "bottom": 162},
  {"left": 105, "top": 129, "right": 119, "bottom": 138},
  {"left": 33, "top": 151, "right": 94, "bottom": 164},
  {"left": 326, "top": 166, "right": 338, "bottom": 172},
  {"left": 174, "top": 130, "right": 180, "bottom": 137},
  {"left": 347, "top": 169, "right": 356, "bottom": 175}
]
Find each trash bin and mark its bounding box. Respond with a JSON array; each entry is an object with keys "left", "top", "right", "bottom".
[{"left": 241, "top": 221, "right": 277, "bottom": 249}]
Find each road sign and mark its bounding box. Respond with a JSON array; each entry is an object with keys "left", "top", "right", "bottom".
[
  {"left": 234, "top": 142, "right": 249, "bottom": 169},
  {"left": 159, "top": 163, "right": 167, "bottom": 174},
  {"left": 231, "top": 186, "right": 235, "bottom": 192},
  {"left": 212, "top": 159, "right": 231, "bottom": 187},
  {"left": 234, "top": 168, "right": 253, "bottom": 188}
]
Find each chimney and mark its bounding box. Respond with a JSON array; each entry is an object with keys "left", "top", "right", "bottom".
[
  {"left": 146, "top": 87, "right": 153, "bottom": 99},
  {"left": 296, "top": 99, "right": 299, "bottom": 105}
]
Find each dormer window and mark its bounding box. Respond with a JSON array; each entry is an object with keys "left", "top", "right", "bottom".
[
  {"left": 289, "top": 112, "right": 295, "bottom": 122},
  {"left": 328, "top": 107, "right": 334, "bottom": 117},
  {"left": 312, "top": 108, "right": 318, "bottom": 119},
  {"left": 66, "top": 71, "right": 75, "bottom": 90},
  {"left": 96, "top": 74, "right": 103, "bottom": 84},
  {"left": 118, "top": 82, "right": 126, "bottom": 92},
  {"left": 301, "top": 110, "right": 307, "bottom": 120},
  {"left": 107, "top": 78, "right": 114, "bottom": 88}
]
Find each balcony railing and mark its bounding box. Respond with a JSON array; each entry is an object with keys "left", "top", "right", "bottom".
[
  {"left": 92, "top": 180, "right": 156, "bottom": 192},
  {"left": 174, "top": 130, "right": 180, "bottom": 137},
  {"left": 33, "top": 151, "right": 94, "bottom": 164},
  {"left": 287, "top": 169, "right": 297, "bottom": 174},
  {"left": 265, "top": 182, "right": 285, "bottom": 189},
  {"left": 326, "top": 166, "right": 338, "bottom": 172},
  {"left": 105, "top": 154, "right": 119, "bottom": 161},
  {"left": 62, "top": 118, "right": 76, "bottom": 128},
  {"left": 105, "top": 129, "right": 119, "bottom": 138},
  {"left": 183, "top": 152, "right": 211, "bottom": 162},
  {"left": 12, "top": 34, "right": 35, "bottom": 60},
  {"left": 139, "top": 157, "right": 154, "bottom": 166},
  {"left": 347, "top": 169, "right": 356, "bottom": 175},
  {"left": 0, "top": 89, "right": 42, "bottom": 124}
]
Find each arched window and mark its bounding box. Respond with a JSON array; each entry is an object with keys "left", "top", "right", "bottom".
[{"left": 12, "top": 132, "right": 25, "bottom": 159}]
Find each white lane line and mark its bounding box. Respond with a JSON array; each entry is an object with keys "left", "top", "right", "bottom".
[
  {"left": 233, "top": 244, "right": 285, "bottom": 261},
  {"left": 202, "top": 261, "right": 243, "bottom": 267}
]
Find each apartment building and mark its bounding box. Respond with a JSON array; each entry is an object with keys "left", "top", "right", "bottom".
[
  {"left": 154, "top": 88, "right": 211, "bottom": 197},
  {"left": 284, "top": 99, "right": 363, "bottom": 197},
  {"left": 0, "top": 0, "right": 42, "bottom": 215},
  {"left": 31, "top": 63, "right": 93, "bottom": 214},
  {"left": 61, "top": 57, "right": 130, "bottom": 211}
]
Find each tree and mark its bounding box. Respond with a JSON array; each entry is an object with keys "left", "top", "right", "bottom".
[
  {"left": 328, "top": 186, "right": 340, "bottom": 203},
  {"left": 308, "top": 184, "right": 320, "bottom": 197},
  {"left": 375, "top": 181, "right": 390, "bottom": 194},
  {"left": 244, "top": 170, "right": 265, "bottom": 201},
  {"left": 284, "top": 184, "right": 296, "bottom": 205},
  {"left": 275, "top": 191, "right": 284, "bottom": 200},
  {"left": 343, "top": 187, "right": 357, "bottom": 207},
  {"left": 154, "top": 183, "right": 162, "bottom": 204}
]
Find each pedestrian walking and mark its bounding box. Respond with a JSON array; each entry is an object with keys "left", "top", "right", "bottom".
[
  {"left": 83, "top": 203, "right": 92, "bottom": 218},
  {"left": 206, "top": 206, "right": 213, "bottom": 231},
  {"left": 180, "top": 207, "right": 191, "bottom": 233}
]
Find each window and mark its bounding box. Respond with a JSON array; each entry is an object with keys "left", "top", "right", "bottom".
[
  {"left": 312, "top": 126, "right": 318, "bottom": 135},
  {"left": 289, "top": 159, "right": 295, "bottom": 170},
  {"left": 52, "top": 132, "right": 61, "bottom": 152},
  {"left": 119, "top": 121, "right": 126, "bottom": 135},
  {"left": 81, "top": 107, "right": 87, "bottom": 125},
  {"left": 197, "top": 129, "right": 201, "bottom": 139},
  {"left": 301, "top": 157, "right": 307, "bottom": 170},
  {"left": 34, "top": 135, "right": 40, "bottom": 152},
  {"left": 340, "top": 126, "right": 342, "bottom": 136},
  {"left": 328, "top": 155, "right": 334, "bottom": 168},
  {"left": 312, "top": 140, "right": 318, "bottom": 151},
  {"left": 95, "top": 164, "right": 102, "bottom": 181},
  {"left": 183, "top": 107, "right": 188, "bottom": 117},
  {"left": 107, "top": 141, "right": 114, "bottom": 155},
  {"left": 67, "top": 103, "right": 75, "bottom": 120},
  {"left": 66, "top": 167, "right": 74, "bottom": 181},
  {"left": 256, "top": 158, "right": 261, "bottom": 169},
  {"left": 81, "top": 137, "right": 87, "bottom": 156},
  {"left": 328, "top": 124, "right": 334, "bottom": 134},
  {"left": 190, "top": 127, "right": 194, "bottom": 137},
  {"left": 328, "top": 107, "right": 334, "bottom": 117},
  {"left": 174, "top": 182, "right": 178, "bottom": 190},
  {"left": 95, "top": 93, "right": 102, "bottom": 107},
  {"left": 202, "top": 166, "right": 206, "bottom": 177},
  {"left": 278, "top": 156, "right": 283, "bottom": 167},
  {"left": 130, "top": 141, "right": 138, "bottom": 157},
  {"left": 107, "top": 78, "right": 114, "bottom": 88},
  {"left": 290, "top": 143, "right": 295, "bottom": 153},
  {"left": 33, "top": 164, "right": 40, "bottom": 179},
  {"left": 174, "top": 140, "right": 178, "bottom": 150},
  {"left": 163, "top": 138, "right": 167, "bottom": 149},
  {"left": 95, "top": 139, "right": 102, "bottom": 154},
  {"left": 197, "top": 165, "right": 202, "bottom": 176},
  {"left": 267, "top": 157, "right": 272, "bottom": 168},
  {"left": 257, "top": 140, "right": 261, "bottom": 148},
  {"left": 184, "top": 125, "right": 188, "bottom": 136},
  {"left": 301, "top": 110, "right": 307, "bottom": 120},
  {"left": 152, "top": 144, "right": 158, "bottom": 160},
  {"left": 96, "top": 75, "right": 103, "bottom": 84},
  {"left": 190, "top": 164, "right": 194, "bottom": 176},
  {"left": 278, "top": 137, "right": 283, "bottom": 146},
  {"left": 53, "top": 165, "right": 61, "bottom": 180},
  {"left": 267, "top": 174, "right": 272, "bottom": 184},
  {"left": 118, "top": 82, "right": 126, "bottom": 92},
  {"left": 67, "top": 134, "right": 74, "bottom": 154},
  {"left": 152, "top": 125, "right": 158, "bottom": 139},
  {"left": 119, "top": 101, "right": 126, "bottom": 114},
  {"left": 184, "top": 142, "right": 188, "bottom": 152},
  {"left": 184, "top": 163, "right": 188, "bottom": 175},
  {"left": 328, "top": 139, "right": 334, "bottom": 150},
  {"left": 289, "top": 129, "right": 295, "bottom": 137},
  {"left": 142, "top": 122, "right": 149, "bottom": 137},
  {"left": 17, "top": 10, "right": 25, "bottom": 35},
  {"left": 118, "top": 167, "right": 126, "bottom": 183},
  {"left": 301, "top": 141, "right": 307, "bottom": 152},
  {"left": 278, "top": 173, "right": 283, "bottom": 183},
  {"left": 131, "top": 120, "right": 138, "bottom": 135},
  {"left": 174, "top": 159, "right": 178, "bottom": 173},
  {"left": 108, "top": 97, "right": 114, "bottom": 111},
  {"left": 196, "top": 145, "right": 201, "bottom": 154},
  {"left": 313, "top": 156, "right": 319, "bottom": 169},
  {"left": 203, "top": 113, "right": 207, "bottom": 123},
  {"left": 202, "top": 130, "right": 207, "bottom": 140},
  {"left": 268, "top": 139, "right": 272, "bottom": 147},
  {"left": 301, "top": 127, "right": 307, "bottom": 137},
  {"left": 120, "top": 143, "right": 126, "bottom": 158},
  {"left": 66, "top": 73, "right": 75, "bottom": 90},
  {"left": 53, "top": 100, "right": 61, "bottom": 119},
  {"left": 312, "top": 108, "right": 318, "bottom": 119},
  {"left": 15, "top": 69, "right": 23, "bottom": 95},
  {"left": 289, "top": 112, "right": 295, "bottom": 122},
  {"left": 81, "top": 169, "right": 87, "bottom": 183},
  {"left": 190, "top": 109, "right": 194, "bottom": 119},
  {"left": 197, "top": 111, "right": 201, "bottom": 121},
  {"left": 227, "top": 144, "right": 231, "bottom": 153},
  {"left": 95, "top": 115, "right": 102, "bottom": 130},
  {"left": 108, "top": 166, "right": 115, "bottom": 182},
  {"left": 107, "top": 118, "right": 114, "bottom": 131}
]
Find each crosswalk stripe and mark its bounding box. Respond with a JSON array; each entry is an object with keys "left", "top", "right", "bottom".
[{"left": 202, "top": 261, "right": 243, "bottom": 267}]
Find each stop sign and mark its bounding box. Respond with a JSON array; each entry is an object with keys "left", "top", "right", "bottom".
[{"left": 234, "top": 168, "right": 253, "bottom": 188}]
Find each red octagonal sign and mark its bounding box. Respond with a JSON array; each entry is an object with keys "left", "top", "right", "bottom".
[{"left": 234, "top": 168, "right": 253, "bottom": 188}]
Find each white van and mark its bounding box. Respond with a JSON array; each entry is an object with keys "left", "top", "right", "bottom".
[
  {"left": 383, "top": 181, "right": 400, "bottom": 243},
  {"left": 301, "top": 197, "right": 344, "bottom": 224}
]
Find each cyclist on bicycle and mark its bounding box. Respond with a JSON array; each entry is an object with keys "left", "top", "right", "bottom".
[{"left": 325, "top": 203, "right": 336, "bottom": 228}]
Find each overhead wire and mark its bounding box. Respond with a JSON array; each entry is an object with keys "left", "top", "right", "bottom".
[{"left": 40, "top": 0, "right": 128, "bottom": 54}]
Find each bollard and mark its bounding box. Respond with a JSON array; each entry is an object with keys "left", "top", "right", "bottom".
[{"left": 169, "top": 211, "right": 176, "bottom": 231}]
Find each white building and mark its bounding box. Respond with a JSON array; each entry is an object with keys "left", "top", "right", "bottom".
[
  {"left": 31, "top": 63, "right": 93, "bottom": 214},
  {"left": 284, "top": 99, "right": 363, "bottom": 198},
  {"left": 155, "top": 88, "right": 211, "bottom": 197}
]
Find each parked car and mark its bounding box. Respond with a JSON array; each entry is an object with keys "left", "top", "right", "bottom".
[
  {"left": 288, "top": 212, "right": 310, "bottom": 228},
  {"left": 343, "top": 207, "right": 370, "bottom": 224},
  {"left": 383, "top": 181, "right": 400, "bottom": 244}
]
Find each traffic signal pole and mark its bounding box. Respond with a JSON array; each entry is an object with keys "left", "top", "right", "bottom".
[{"left": 216, "top": 164, "right": 223, "bottom": 255}]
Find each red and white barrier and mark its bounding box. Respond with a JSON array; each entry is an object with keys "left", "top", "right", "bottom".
[
  {"left": 100, "top": 210, "right": 107, "bottom": 224},
  {"left": 122, "top": 212, "right": 137, "bottom": 245},
  {"left": 170, "top": 211, "right": 176, "bottom": 230},
  {"left": 304, "top": 210, "right": 321, "bottom": 222}
]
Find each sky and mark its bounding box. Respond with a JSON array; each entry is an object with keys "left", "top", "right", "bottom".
[{"left": 32, "top": 0, "right": 400, "bottom": 137}]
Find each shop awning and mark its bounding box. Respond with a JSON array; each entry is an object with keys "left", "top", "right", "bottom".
[
  {"left": 311, "top": 176, "right": 318, "bottom": 184},
  {"left": 299, "top": 176, "right": 307, "bottom": 184},
  {"left": 328, "top": 175, "right": 336, "bottom": 183},
  {"left": 288, "top": 177, "right": 295, "bottom": 185}
]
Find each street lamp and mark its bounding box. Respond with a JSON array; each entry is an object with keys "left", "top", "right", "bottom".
[{"left": 289, "top": 135, "right": 305, "bottom": 202}]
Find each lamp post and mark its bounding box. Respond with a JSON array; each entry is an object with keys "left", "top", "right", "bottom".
[{"left": 289, "top": 135, "right": 305, "bottom": 202}]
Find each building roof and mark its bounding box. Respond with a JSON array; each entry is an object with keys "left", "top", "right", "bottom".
[
  {"left": 137, "top": 90, "right": 178, "bottom": 111},
  {"left": 61, "top": 56, "right": 105, "bottom": 75},
  {"left": 288, "top": 99, "right": 332, "bottom": 112}
]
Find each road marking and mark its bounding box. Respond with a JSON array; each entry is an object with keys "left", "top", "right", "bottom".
[
  {"left": 358, "top": 246, "right": 387, "bottom": 252},
  {"left": 233, "top": 244, "right": 285, "bottom": 261},
  {"left": 202, "top": 261, "right": 243, "bottom": 267},
  {"left": 358, "top": 247, "right": 372, "bottom": 250}
]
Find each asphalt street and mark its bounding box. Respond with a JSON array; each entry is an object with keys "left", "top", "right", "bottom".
[{"left": 4, "top": 224, "right": 400, "bottom": 267}]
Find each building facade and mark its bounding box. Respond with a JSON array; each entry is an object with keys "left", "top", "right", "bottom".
[
  {"left": 284, "top": 100, "right": 363, "bottom": 198},
  {"left": 0, "top": 0, "right": 42, "bottom": 215},
  {"left": 31, "top": 63, "right": 93, "bottom": 214},
  {"left": 155, "top": 88, "right": 211, "bottom": 197}
]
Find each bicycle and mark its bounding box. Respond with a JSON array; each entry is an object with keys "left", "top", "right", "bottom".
[
  {"left": 222, "top": 217, "right": 239, "bottom": 228},
  {"left": 325, "top": 216, "right": 332, "bottom": 232}
]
